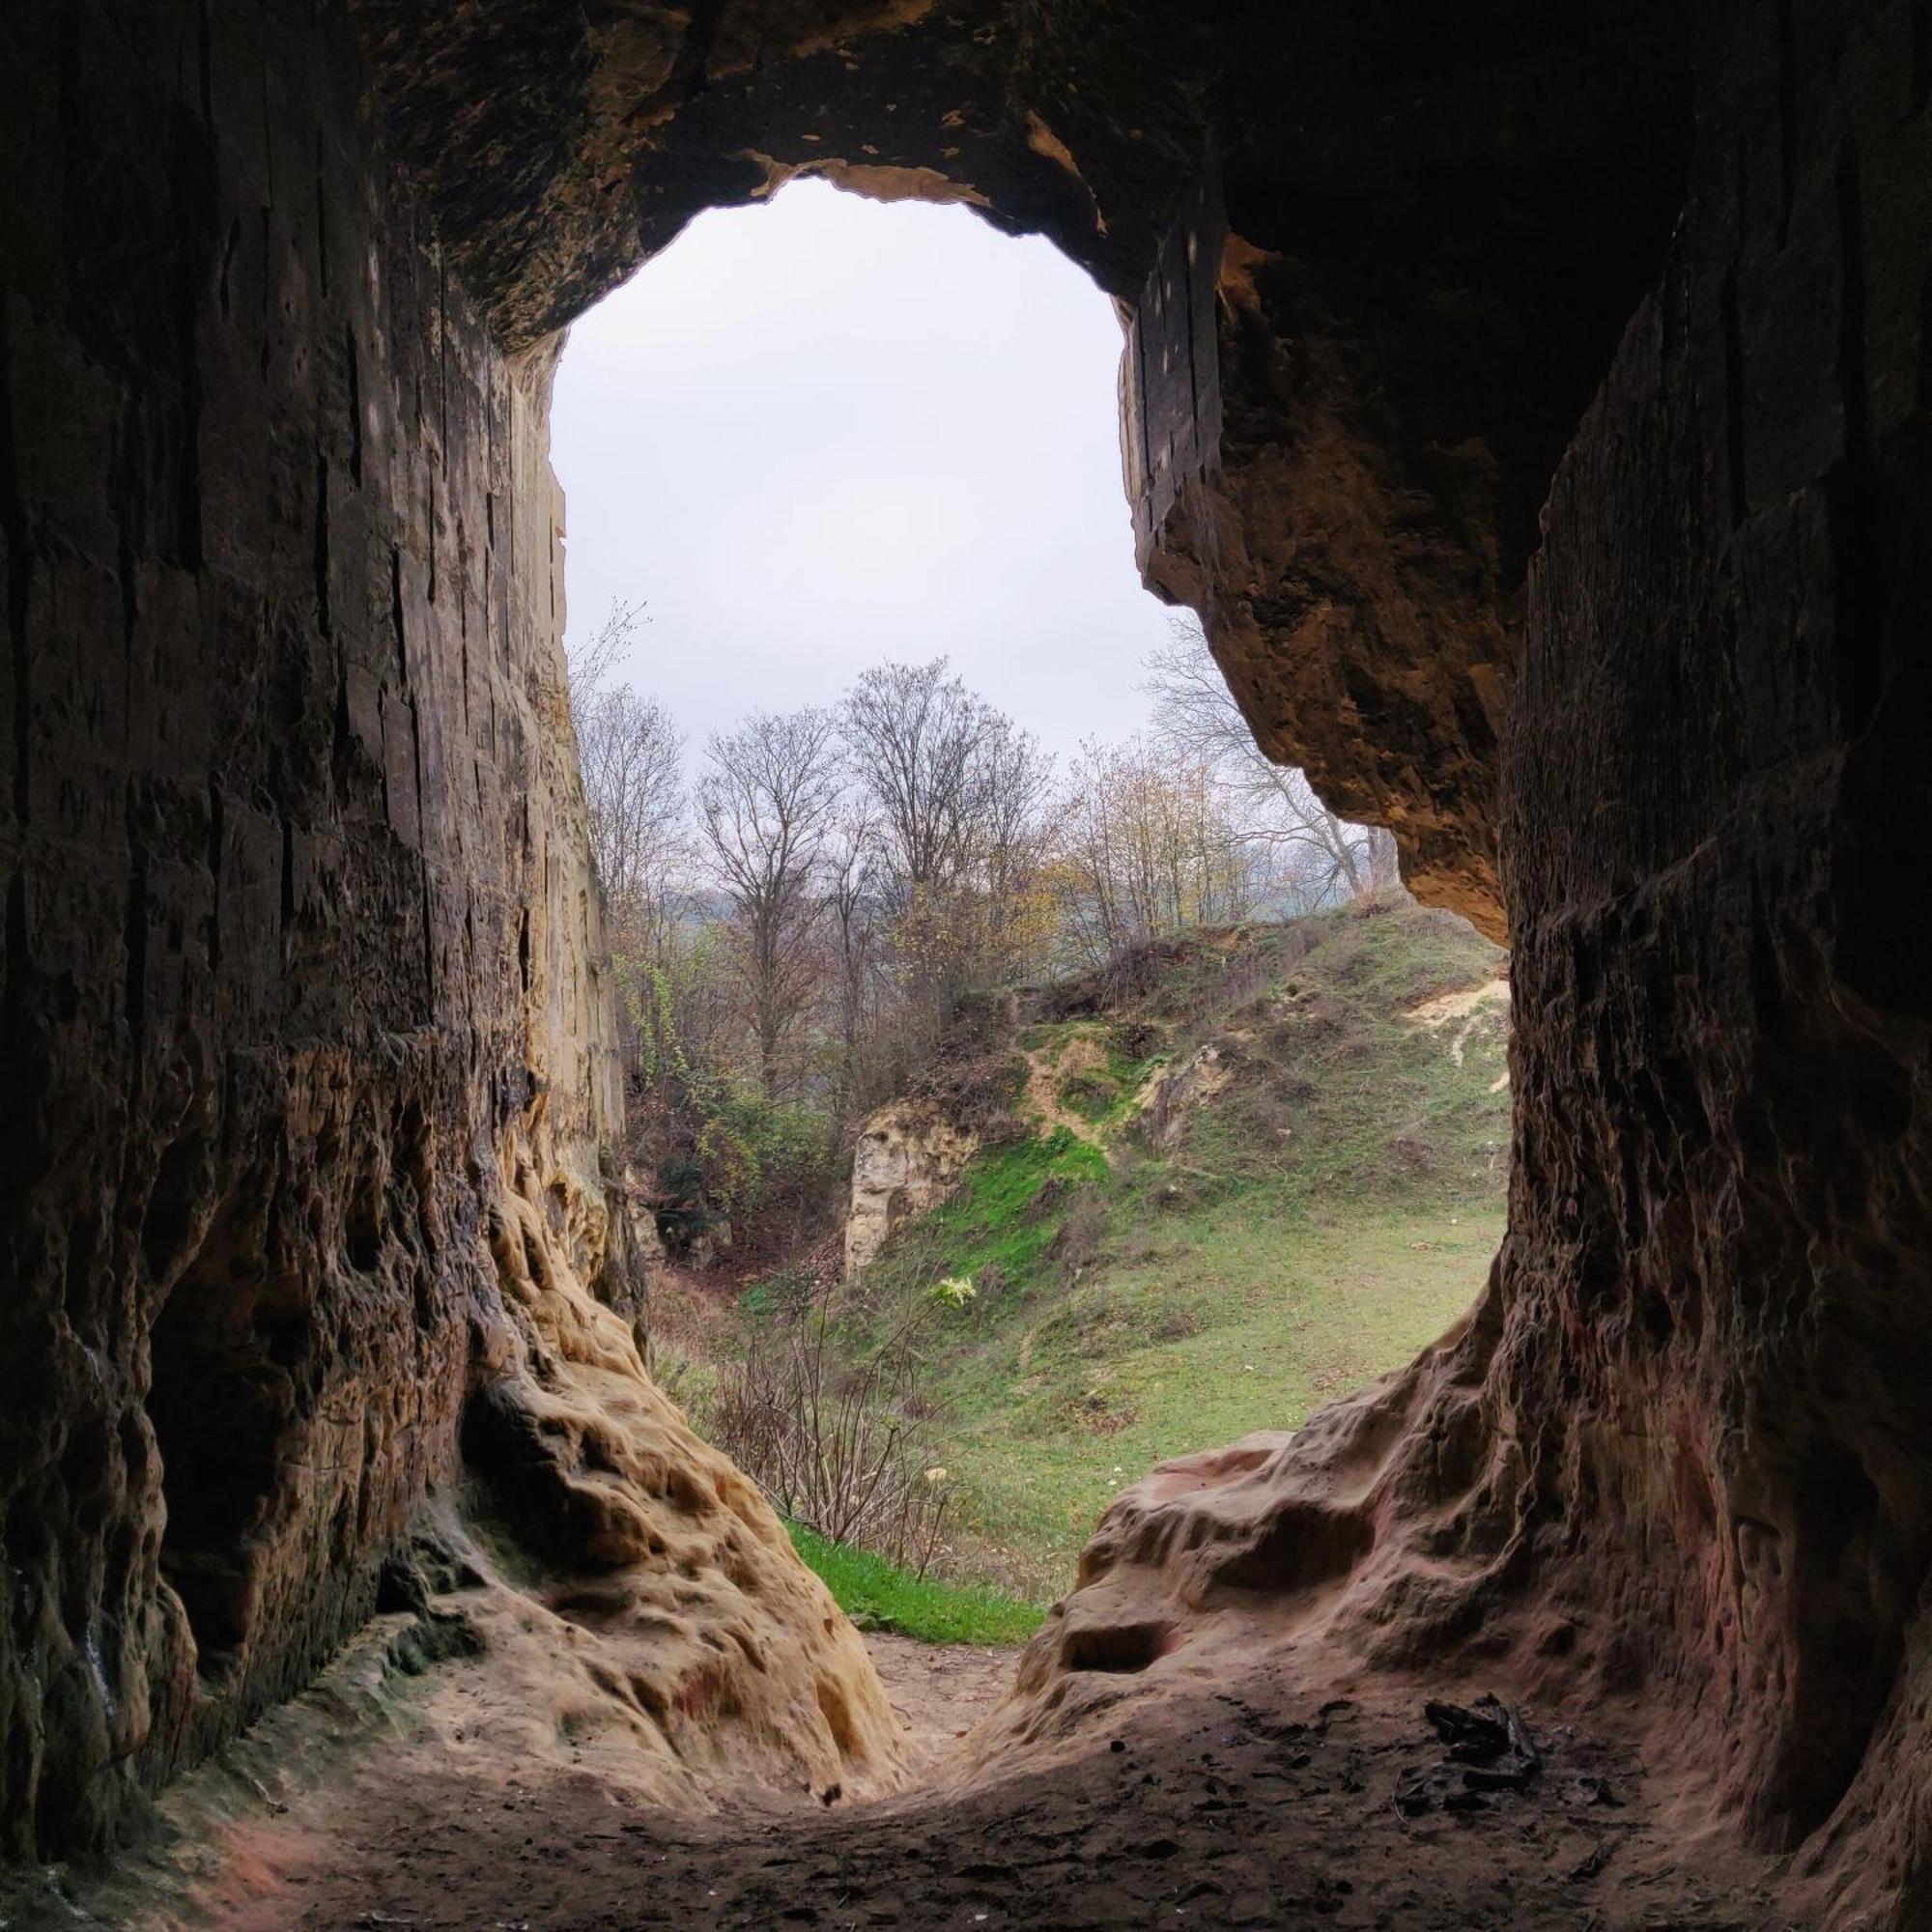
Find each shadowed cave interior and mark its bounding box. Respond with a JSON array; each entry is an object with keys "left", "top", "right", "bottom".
[{"left": 0, "top": 0, "right": 1928, "bottom": 1926}]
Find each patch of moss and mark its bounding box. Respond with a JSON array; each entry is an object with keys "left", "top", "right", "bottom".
[{"left": 921, "top": 1128, "right": 1109, "bottom": 1292}]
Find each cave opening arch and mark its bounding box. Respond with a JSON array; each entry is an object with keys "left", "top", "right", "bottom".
[
  {"left": 322, "top": 0, "right": 1932, "bottom": 1890},
  {"left": 3, "top": 3, "right": 1928, "bottom": 1923},
  {"left": 545, "top": 169, "right": 1502, "bottom": 1605}
]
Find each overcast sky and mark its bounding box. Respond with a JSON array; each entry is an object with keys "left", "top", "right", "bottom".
[{"left": 550, "top": 179, "right": 1181, "bottom": 767}]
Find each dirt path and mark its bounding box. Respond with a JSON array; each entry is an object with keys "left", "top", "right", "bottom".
[
  {"left": 39, "top": 1634, "right": 1803, "bottom": 1932},
  {"left": 273, "top": 1669, "right": 1797, "bottom": 1932},
  {"left": 863, "top": 1633, "right": 1013, "bottom": 1770},
  {"left": 1020, "top": 1039, "right": 1111, "bottom": 1158}
]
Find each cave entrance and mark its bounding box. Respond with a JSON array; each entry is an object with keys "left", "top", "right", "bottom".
[
  {"left": 147, "top": 1269, "right": 289, "bottom": 1685},
  {"left": 550, "top": 179, "right": 1503, "bottom": 1609},
  {"left": 12, "top": 0, "right": 1923, "bottom": 1914}
]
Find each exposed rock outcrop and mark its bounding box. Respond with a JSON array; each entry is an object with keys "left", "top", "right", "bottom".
[
  {"left": 1132, "top": 1042, "right": 1234, "bottom": 1151},
  {"left": 466, "top": 1161, "right": 899, "bottom": 1801},
  {"left": 843, "top": 1100, "right": 979, "bottom": 1280}
]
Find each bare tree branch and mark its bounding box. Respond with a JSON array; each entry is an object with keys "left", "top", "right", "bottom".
[
  {"left": 696, "top": 707, "right": 843, "bottom": 1097},
  {"left": 1142, "top": 614, "right": 1397, "bottom": 908}
]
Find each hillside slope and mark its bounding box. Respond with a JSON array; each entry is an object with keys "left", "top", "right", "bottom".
[{"left": 836, "top": 893, "right": 1511, "bottom": 1598}]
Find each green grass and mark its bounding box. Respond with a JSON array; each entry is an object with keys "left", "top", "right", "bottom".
[
  {"left": 783, "top": 1520, "right": 1046, "bottom": 1645},
  {"left": 840, "top": 897, "right": 1512, "bottom": 1600},
  {"left": 683, "top": 899, "right": 1511, "bottom": 1605},
  {"left": 930, "top": 1206, "right": 1498, "bottom": 1596},
  {"left": 907, "top": 1126, "right": 1109, "bottom": 1297}
]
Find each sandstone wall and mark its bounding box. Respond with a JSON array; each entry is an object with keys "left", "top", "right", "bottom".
[
  {"left": 1500, "top": 0, "right": 1931, "bottom": 1877},
  {"left": 1004, "top": 2, "right": 1932, "bottom": 1917},
  {"left": 0, "top": 0, "right": 890, "bottom": 1856}
]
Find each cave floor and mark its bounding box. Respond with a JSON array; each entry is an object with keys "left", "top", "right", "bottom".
[{"left": 42, "top": 1634, "right": 1804, "bottom": 1931}]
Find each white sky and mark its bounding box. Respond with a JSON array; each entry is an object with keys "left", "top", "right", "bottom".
[{"left": 550, "top": 178, "right": 1180, "bottom": 766}]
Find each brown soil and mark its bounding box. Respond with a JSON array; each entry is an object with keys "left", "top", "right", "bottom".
[
  {"left": 33, "top": 1632, "right": 1800, "bottom": 1932},
  {"left": 866, "top": 1634, "right": 1013, "bottom": 1771}
]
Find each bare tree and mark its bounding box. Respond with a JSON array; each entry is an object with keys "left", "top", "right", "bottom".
[
  {"left": 1051, "top": 736, "right": 1257, "bottom": 966},
  {"left": 821, "top": 802, "right": 891, "bottom": 1122},
  {"left": 839, "top": 658, "right": 991, "bottom": 906},
  {"left": 975, "top": 707, "right": 1056, "bottom": 976},
  {"left": 696, "top": 707, "right": 844, "bottom": 1097},
  {"left": 1143, "top": 614, "right": 1397, "bottom": 906},
  {"left": 567, "top": 601, "right": 687, "bottom": 960},
  {"left": 580, "top": 690, "right": 687, "bottom": 947},
  {"left": 565, "top": 597, "right": 647, "bottom": 728},
  {"left": 839, "top": 657, "right": 1054, "bottom": 1000}
]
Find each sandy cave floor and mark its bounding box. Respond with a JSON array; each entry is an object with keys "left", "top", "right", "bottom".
[{"left": 19, "top": 1634, "right": 1809, "bottom": 1932}]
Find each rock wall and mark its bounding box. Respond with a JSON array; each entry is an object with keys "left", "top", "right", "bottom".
[
  {"left": 1133, "top": 7, "right": 1690, "bottom": 935},
  {"left": 843, "top": 1101, "right": 979, "bottom": 1281},
  {"left": 1500, "top": 0, "right": 1930, "bottom": 1882},
  {"left": 7, "top": 0, "right": 1927, "bottom": 1914},
  {"left": 1005, "top": 1, "right": 1932, "bottom": 1918},
  {"left": 0, "top": 0, "right": 891, "bottom": 1857}
]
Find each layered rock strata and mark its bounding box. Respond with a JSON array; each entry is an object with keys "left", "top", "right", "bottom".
[{"left": 0, "top": 0, "right": 893, "bottom": 1856}]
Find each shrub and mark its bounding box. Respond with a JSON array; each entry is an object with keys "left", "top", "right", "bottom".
[
  {"left": 707, "top": 1278, "right": 954, "bottom": 1577},
  {"left": 739, "top": 1263, "right": 818, "bottom": 1324},
  {"left": 1051, "top": 1182, "right": 1109, "bottom": 1276}
]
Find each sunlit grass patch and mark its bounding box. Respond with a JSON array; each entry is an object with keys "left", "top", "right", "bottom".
[
  {"left": 784, "top": 1520, "right": 1045, "bottom": 1646},
  {"left": 930, "top": 1207, "right": 1499, "bottom": 1599}
]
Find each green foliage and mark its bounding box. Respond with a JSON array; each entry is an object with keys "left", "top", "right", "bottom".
[
  {"left": 1177, "top": 902, "right": 1509, "bottom": 1208},
  {"left": 647, "top": 1079, "right": 842, "bottom": 1255},
  {"left": 1059, "top": 1069, "right": 1117, "bottom": 1122},
  {"left": 1106, "top": 1036, "right": 1166, "bottom": 1096},
  {"left": 783, "top": 1520, "right": 1044, "bottom": 1646},
  {"left": 699, "top": 1092, "right": 841, "bottom": 1219}
]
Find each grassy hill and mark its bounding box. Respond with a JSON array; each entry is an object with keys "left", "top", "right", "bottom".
[
  {"left": 669, "top": 892, "right": 1511, "bottom": 1605},
  {"left": 852, "top": 895, "right": 1509, "bottom": 1596}
]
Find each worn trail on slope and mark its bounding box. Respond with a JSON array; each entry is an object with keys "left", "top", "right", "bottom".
[{"left": 1020, "top": 1037, "right": 1114, "bottom": 1160}]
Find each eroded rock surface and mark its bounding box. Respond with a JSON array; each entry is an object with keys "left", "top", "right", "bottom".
[
  {"left": 24, "top": 1628, "right": 1799, "bottom": 1932},
  {"left": 0, "top": 0, "right": 893, "bottom": 1857}
]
